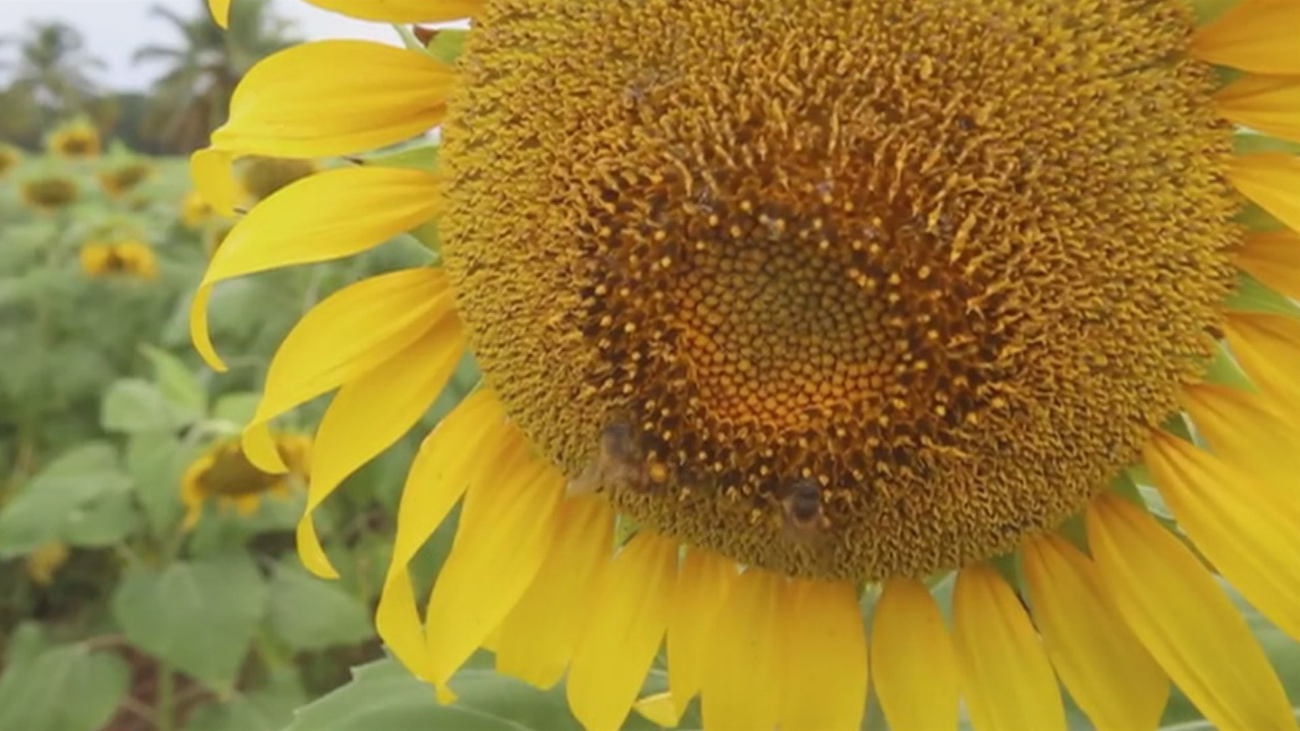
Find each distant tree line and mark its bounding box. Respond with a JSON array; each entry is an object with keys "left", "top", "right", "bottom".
[{"left": 0, "top": 0, "right": 298, "bottom": 154}]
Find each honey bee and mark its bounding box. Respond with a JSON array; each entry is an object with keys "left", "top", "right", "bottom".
[
  {"left": 566, "top": 422, "right": 666, "bottom": 497},
  {"left": 779, "top": 477, "right": 831, "bottom": 545}
]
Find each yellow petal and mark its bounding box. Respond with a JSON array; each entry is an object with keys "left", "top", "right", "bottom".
[
  {"left": 566, "top": 533, "right": 678, "bottom": 731},
  {"left": 1183, "top": 383, "right": 1300, "bottom": 494},
  {"left": 304, "top": 0, "right": 482, "bottom": 22},
  {"left": 375, "top": 389, "right": 506, "bottom": 683},
  {"left": 190, "top": 149, "right": 238, "bottom": 217},
  {"left": 241, "top": 268, "right": 452, "bottom": 472},
  {"left": 1230, "top": 153, "right": 1300, "bottom": 235},
  {"left": 189, "top": 167, "right": 440, "bottom": 370},
  {"left": 208, "top": 0, "right": 229, "bottom": 27},
  {"left": 296, "top": 314, "right": 464, "bottom": 578},
  {"left": 1237, "top": 228, "right": 1300, "bottom": 299},
  {"left": 1192, "top": 0, "right": 1300, "bottom": 74},
  {"left": 666, "top": 548, "right": 737, "bottom": 719},
  {"left": 209, "top": 40, "right": 453, "bottom": 159},
  {"left": 424, "top": 440, "right": 562, "bottom": 693},
  {"left": 952, "top": 563, "right": 1065, "bottom": 731},
  {"left": 701, "top": 569, "right": 783, "bottom": 731},
  {"left": 632, "top": 692, "right": 679, "bottom": 729},
  {"left": 1087, "top": 492, "right": 1297, "bottom": 731},
  {"left": 870, "top": 577, "right": 960, "bottom": 731},
  {"left": 1218, "top": 75, "right": 1300, "bottom": 144},
  {"left": 778, "top": 578, "right": 867, "bottom": 731},
  {"left": 1022, "top": 533, "right": 1168, "bottom": 731},
  {"left": 1224, "top": 312, "right": 1300, "bottom": 409},
  {"left": 496, "top": 496, "right": 614, "bottom": 689},
  {"left": 1145, "top": 431, "right": 1300, "bottom": 642}
]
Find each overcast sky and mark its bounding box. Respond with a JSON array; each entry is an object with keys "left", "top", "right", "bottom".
[{"left": 0, "top": 0, "right": 397, "bottom": 90}]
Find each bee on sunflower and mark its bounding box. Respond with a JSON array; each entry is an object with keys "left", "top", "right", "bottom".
[
  {"left": 195, "top": 1, "right": 1300, "bottom": 730},
  {"left": 46, "top": 120, "right": 101, "bottom": 160},
  {"left": 180, "top": 432, "right": 312, "bottom": 529},
  {"left": 79, "top": 240, "right": 159, "bottom": 281}
]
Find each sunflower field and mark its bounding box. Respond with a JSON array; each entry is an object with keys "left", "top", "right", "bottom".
[{"left": 4, "top": 0, "right": 1300, "bottom": 730}]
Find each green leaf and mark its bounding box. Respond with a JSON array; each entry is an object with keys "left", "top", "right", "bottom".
[
  {"left": 62, "top": 489, "right": 140, "bottom": 547},
  {"left": 112, "top": 553, "right": 268, "bottom": 688},
  {"left": 265, "top": 560, "right": 373, "bottom": 651},
  {"left": 141, "top": 344, "right": 208, "bottom": 423},
  {"left": 102, "top": 378, "right": 180, "bottom": 433},
  {"left": 185, "top": 671, "right": 307, "bottom": 731},
  {"left": 0, "top": 442, "right": 131, "bottom": 557},
  {"left": 282, "top": 658, "right": 584, "bottom": 731},
  {"left": 2, "top": 622, "right": 49, "bottom": 671},
  {"left": 426, "top": 29, "right": 468, "bottom": 65},
  {"left": 0, "top": 645, "right": 130, "bottom": 731},
  {"left": 213, "top": 391, "right": 262, "bottom": 426},
  {"left": 125, "top": 432, "right": 189, "bottom": 533}
]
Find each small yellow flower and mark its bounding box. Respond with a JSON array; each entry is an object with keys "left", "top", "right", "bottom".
[
  {"left": 19, "top": 175, "right": 79, "bottom": 212},
  {"left": 24, "top": 542, "right": 70, "bottom": 587},
  {"left": 46, "top": 120, "right": 101, "bottom": 160},
  {"left": 180, "top": 190, "right": 216, "bottom": 230},
  {"left": 180, "top": 433, "right": 312, "bottom": 529},
  {"left": 97, "top": 161, "right": 155, "bottom": 199},
  {"left": 0, "top": 144, "right": 22, "bottom": 179},
  {"left": 79, "top": 240, "right": 159, "bottom": 281}
]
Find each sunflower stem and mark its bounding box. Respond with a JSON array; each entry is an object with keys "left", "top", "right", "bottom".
[{"left": 155, "top": 660, "right": 175, "bottom": 731}]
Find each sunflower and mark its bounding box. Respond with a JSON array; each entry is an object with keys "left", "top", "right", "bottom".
[
  {"left": 24, "top": 542, "right": 70, "bottom": 587},
  {"left": 97, "top": 160, "right": 155, "bottom": 199},
  {"left": 46, "top": 120, "right": 101, "bottom": 160},
  {"left": 19, "top": 174, "right": 79, "bottom": 212},
  {"left": 195, "top": 1, "right": 1300, "bottom": 729},
  {"left": 79, "top": 240, "right": 159, "bottom": 281},
  {"left": 180, "top": 432, "right": 311, "bottom": 529},
  {"left": 180, "top": 190, "right": 216, "bottom": 230},
  {"left": 238, "top": 155, "right": 317, "bottom": 205},
  {"left": 0, "top": 144, "right": 22, "bottom": 179}
]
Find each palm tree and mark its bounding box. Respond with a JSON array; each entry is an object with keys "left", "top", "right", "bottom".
[
  {"left": 0, "top": 21, "right": 105, "bottom": 119},
  {"left": 134, "top": 0, "right": 298, "bottom": 152}
]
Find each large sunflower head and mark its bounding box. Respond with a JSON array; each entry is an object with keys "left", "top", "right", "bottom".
[
  {"left": 79, "top": 239, "right": 159, "bottom": 281},
  {"left": 97, "top": 160, "right": 155, "bottom": 199},
  {"left": 0, "top": 144, "right": 22, "bottom": 179},
  {"left": 180, "top": 432, "right": 311, "bottom": 529},
  {"left": 194, "top": 1, "right": 1300, "bottom": 729},
  {"left": 46, "top": 120, "right": 101, "bottom": 160},
  {"left": 20, "top": 174, "right": 79, "bottom": 212}
]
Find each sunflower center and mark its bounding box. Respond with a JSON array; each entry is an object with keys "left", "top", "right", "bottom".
[
  {"left": 198, "top": 444, "right": 283, "bottom": 498},
  {"left": 441, "top": 0, "right": 1237, "bottom": 580}
]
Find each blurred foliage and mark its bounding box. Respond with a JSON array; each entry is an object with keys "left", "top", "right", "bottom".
[
  {"left": 1, "top": 0, "right": 299, "bottom": 155},
  {"left": 0, "top": 149, "right": 464, "bottom": 731}
]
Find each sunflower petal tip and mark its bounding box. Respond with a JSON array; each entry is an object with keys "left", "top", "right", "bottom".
[
  {"left": 208, "top": 0, "right": 230, "bottom": 29},
  {"left": 294, "top": 517, "right": 341, "bottom": 579},
  {"left": 188, "top": 286, "right": 228, "bottom": 373}
]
